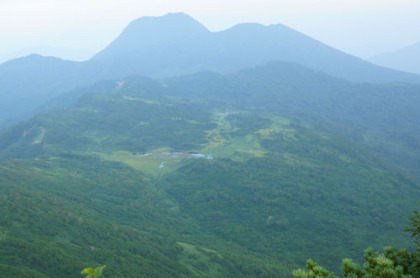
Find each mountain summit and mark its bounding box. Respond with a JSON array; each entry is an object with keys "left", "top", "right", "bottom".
[
  {"left": 89, "top": 13, "right": 420, "bottom": 82},
  {"left": 1, "top": 13, "right": 420, "bottom": 127},
  {"left": 93, "top": 13, "right": 209, "bottom": 61}
]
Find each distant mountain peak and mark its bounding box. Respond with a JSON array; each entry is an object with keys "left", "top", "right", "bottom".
[
  {"left": 89, "top": 13, "right": 420, "bottom": 83},
  {"left": 125, "top": 12, "right": 209, "bottom": 35},
  {"left": 93, "top": 13, "right": 209, "bottom": 60},
  {"left": 0, "top": 54, "right": 67, "bottom": 69},
  {"left": 369, "top": 40, "right": 420, "bottom": 74}
]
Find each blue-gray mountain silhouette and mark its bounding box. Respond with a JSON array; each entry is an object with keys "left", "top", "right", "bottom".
[
  {"left": 369, "top": 40, "right": 420, "bottom": 75},
  {"left": 1, "top": 12, "right": 420, "bottom": 126}
]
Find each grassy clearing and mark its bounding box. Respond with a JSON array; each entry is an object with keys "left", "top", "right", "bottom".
[
  {"left": 98, "top": 149, "right": 213, "bottom": 177},
  {"left": 97, "top": 111, "right": 300, "bottom": 173}
]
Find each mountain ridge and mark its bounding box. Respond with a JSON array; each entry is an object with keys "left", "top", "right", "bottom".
[
  {"left": 0, "top": 61, "right": 418, "bottom": 277},
  {"left": 1, "top": 13, "right": 420, "bottom": 128},
  {"left": 369, "top": 40, "right": 420, "bottom": 75},
  {"left": 90, "top": 13, "right": 420, "bottom": 83}
]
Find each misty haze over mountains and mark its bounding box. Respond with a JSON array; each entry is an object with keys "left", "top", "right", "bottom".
[
  {"left": 1, "top": 12, "right": 420, "bottom": 278},
  {"left": 0, "top": 46, "right": 95, "bottom": 64},
  {"left": 369, "top": 40, "right": 420, "bottom": 75},
  {"left": 1, "top": 13, "right": 420, "bottom": 128}
]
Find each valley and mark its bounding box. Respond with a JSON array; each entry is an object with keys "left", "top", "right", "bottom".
[
  {"left": 0, "top": 13, "right": 419, "bottom": 278},
  {"left": 1, "top": 64, "right": 419, "bottom": 277}
]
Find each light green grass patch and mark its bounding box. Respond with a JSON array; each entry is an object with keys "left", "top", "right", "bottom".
[
  {"left": 98, "top": 149, "right": 213, "bottom": 177},
  {"left": 122, "top": 95, "right": 160, "bottom": 104},
  {"left": 31, "top": 126, "right": 46, "bottom": 145}
]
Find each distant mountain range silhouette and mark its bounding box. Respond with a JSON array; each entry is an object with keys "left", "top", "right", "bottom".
[
  {"left": 1, "top": 12, "right": 420, "bottom": 126},
  {"left": 369, "top": 40, "right": 420, "bottom": 75}
]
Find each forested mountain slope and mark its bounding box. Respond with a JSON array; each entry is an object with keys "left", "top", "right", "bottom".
[
  {"left": 0, "top": 62, "right": 419, "bottom": 277},
  {"left": 164, "top": 63, "right": 420, "bottom": 180}
]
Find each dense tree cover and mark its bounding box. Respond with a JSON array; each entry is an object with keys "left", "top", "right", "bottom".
[
  {"left": 293, "top": 207, "right": 420, "bottom": 277},
  {"left": 0, "top": 156, "right": 286, "bottom": 277},
  {"left": 163, "top": 63, "right": 420, "bottom": 180},
  {"left": 0, "top": 64, "right": 419, "bottom": 277}
]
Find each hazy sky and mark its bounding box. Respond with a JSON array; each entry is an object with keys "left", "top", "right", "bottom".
[{"left": 1, "top": 0, "right": 419, "bottom": 63}]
